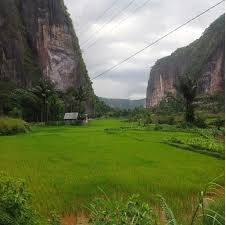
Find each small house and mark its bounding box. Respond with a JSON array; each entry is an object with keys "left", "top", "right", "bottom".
[{"left": 64, "top": 112, "right": 79, "bottom": 124}]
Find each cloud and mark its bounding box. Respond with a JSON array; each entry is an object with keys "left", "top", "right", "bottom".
[{"left": 65, "top": 0, "right": 225, "bottom": 99}]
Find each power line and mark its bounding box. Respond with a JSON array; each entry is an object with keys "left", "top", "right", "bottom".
[
  {"left": 78, "top": 0, "right": 120, "bottom": 36},
  {"left": 83, "top": 0, "right": 153, "bottom": 51},
  {"left": 91, "top": 0, "right": 225, "bottom": 81},
  {"left": 81, "top": 0, "right": 137, "bottom": 47}
]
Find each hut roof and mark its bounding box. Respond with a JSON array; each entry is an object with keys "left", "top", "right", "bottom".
[{"left": 64, "top": 113, "right": 79, "bottom": 120}]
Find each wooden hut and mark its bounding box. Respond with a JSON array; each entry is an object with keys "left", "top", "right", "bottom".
[{"left": 64, "top": 113, "right": 79, "bottom": 124}]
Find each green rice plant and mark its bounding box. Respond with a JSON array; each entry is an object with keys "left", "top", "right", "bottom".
[
  {"left": 0, "top": 117, "right": 30, "bottom": 135},
  {"left": 158, "top": 177, "right": 225, "bottom": 225},
  {"left": 0, "top": 119, "right": 224, "bottom": 220}
]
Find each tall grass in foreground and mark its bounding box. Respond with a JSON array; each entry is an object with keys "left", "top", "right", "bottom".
[{"left": 88, "top": 178, "right": 225, "bottom": 225}]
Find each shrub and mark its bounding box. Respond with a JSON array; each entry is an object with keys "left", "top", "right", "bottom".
[
  {"left": 210, "top": 118, "right": 225, "bottom": 130},
  {"left": 154, "top": 124, "right": 163, "bottom": 131},
  {"left": 152, "top": 115, "right": 175, "bottom": 125},
  {"left": 0, "top": 173, "right": 41, "bottom": 225},
  {"left": 0, "top": 174, "right": 60, "bottom": 225},
  {"left": 194, "top": 116, "right": 207, "bottom": 128},
  {"left": 48, "top": 211, "right": 61, "bottom": 225},
  {"left": 89, "top": 194, "right": 157, "bottom": 225},
  {"left": 176, "top": 122, "right": 194, "bottom": 129},
  {"left": 0, "top": 117, "right": 30, "bottom": 135}
]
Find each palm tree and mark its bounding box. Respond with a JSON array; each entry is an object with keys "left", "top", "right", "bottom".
[
  {"left": 175, "top": 75, "right": 198, "bottom": 123},
  {"left": 31, "top": 79, "right": 55, "bottom": 122},
  {"left": 74, "top": 86, "right": 89, "bottom": 114},
  {"left": 65, "top": 86, "right": 89, "bottom": 115}
]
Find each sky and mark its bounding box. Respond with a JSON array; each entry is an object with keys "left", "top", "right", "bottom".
[{"left": 64, "top": 0, "right": 224, "bottom": 100}]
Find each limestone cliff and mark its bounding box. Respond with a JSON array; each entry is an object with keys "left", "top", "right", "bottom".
[
  {"left": 0, "top": 0, "right": 94, "bottom": 113},
  {"left": 146, "top": 15, "right": 225, "bottom": 108}
]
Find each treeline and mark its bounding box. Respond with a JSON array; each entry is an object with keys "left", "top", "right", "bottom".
[
  {"left": 0, "top": 79, "right": 91, "bottom": 122},
  {"left": 96, "top": 80, "right": 224, "bottom": 129}
]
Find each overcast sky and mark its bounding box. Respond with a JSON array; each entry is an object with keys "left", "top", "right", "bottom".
[{"left": 64, "top": 0, "right": 224, "bottom": 100}]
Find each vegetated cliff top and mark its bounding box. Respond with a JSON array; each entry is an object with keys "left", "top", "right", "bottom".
[{"left": 153, "top": 14, "right": 225, "bottom": 76}]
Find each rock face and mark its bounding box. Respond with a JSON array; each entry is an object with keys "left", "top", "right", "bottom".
[
  {"left": 0, "top": 0, "right": 94, "bottom": 113},
  {"left": 146, "top": 15, "right": 225, "bottom": 108}
]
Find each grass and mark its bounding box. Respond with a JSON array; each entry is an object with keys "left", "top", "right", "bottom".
[{"left": 0, "top": 119, "right": 224, "bottom": 224}]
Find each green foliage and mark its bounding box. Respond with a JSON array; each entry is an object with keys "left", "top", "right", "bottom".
[
  {"left": 204, "top": 197, "right": 225, "bottom": 225},
  {"left": 89, "top": 193, "right": 157, "bottom": 225},
  {"left": 0, "top": 117, "right": 30, "bottom": 135},
  {"left": 0, "top": 81, "right": 16, "bottom": 116},
  {"left": 195, "top": 92, "right": 225, "bottom": 113},
  {"left": 65, "top": 86, "right": 90, "bottom": 114},
  {"left": 31, "top": 79, "right": 58, "bottom": 122},
  {"left": 8, "top": 107, "right": 23, "bottom": 119},
  {"left": 94, "top": 97, "right": 112, "bottom": 117},
  {"left": 193, "top": 116, "right": 207, "bottom": 128},
  {"left": 154, "top": 124, "right": 163, "bottom": 131},
  {"left": 10, "top": 88, "right": 40, "bottom": 121},
  {"left": 153, "top": 93, "right": 185, "bottom": 115},
  {"left": 47, "top": 211, "right": 61, "bottom": 225},
  {"left": 210, "top": 118, "right": 225, "bottom": 130},
  {"left": 9, "top": 79, "right": 64, "bottom": 122},
  {"left": 0, "top": 173, "right": 40, "bottom": 225},
  {"left": 152, "top": 115, "right": 175, "bottom": 125},
  {"left": 99, "top": 97, "right": 146, "bottom": 110},
  {"left": 175, "top": 75, "right": 198, "bottom": 123},
  {"left": 166, "top": 135, "right": 224, "bottom": 155},
  {"left": 158, "top": 179, "right": 225, "bottom": 225}
]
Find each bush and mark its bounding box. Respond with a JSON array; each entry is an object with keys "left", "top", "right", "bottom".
[
  {"left": 176, "top": 122, "right": 194, "bottom": 129},
  {"left": 0, "top": 117, "right": 30, "bottom": 135},
  {"left": 154, "top": 124, "right": 163, "bottom": 131},
  {"left": 89, "top": 194, "right": 157, "bottom": 225},
  {"left": 210, "top": 118, "right": 225, "bottom": 130},
  {"left": 0, "top": 174, "right": 61, "bottom": 225},
  {"left": 152, "top": 115, "right": 175, "bottom": 125},
  {"left": 194, "top": 116, "right": 207, "bottom": 128},
  {"left": 0, "top": 173, "right": 41, "bottom": 225}
]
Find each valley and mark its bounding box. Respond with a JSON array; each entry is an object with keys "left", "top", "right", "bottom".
[{"left": 0, "top": 119, "right": 224, "bottom": 223}]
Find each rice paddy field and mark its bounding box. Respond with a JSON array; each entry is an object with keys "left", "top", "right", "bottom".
[{"left": 0, "top": 119, "right": 224, "bottom": 223}]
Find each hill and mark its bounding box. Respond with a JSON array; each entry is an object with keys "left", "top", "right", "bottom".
[{"left": 99, "top": 97, "right": 146, "bottom": 109}]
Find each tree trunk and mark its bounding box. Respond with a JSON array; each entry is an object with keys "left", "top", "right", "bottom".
[{"left": 185, "top": 100, "right": 195, "bottom": 123}]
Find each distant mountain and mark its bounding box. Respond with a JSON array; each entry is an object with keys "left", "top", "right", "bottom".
[{"left": 99, "top": 97, "right": 146, "bottom": 109}]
